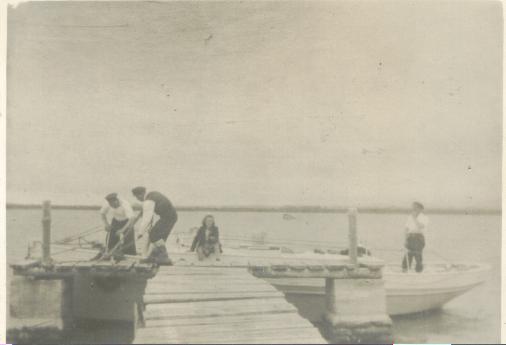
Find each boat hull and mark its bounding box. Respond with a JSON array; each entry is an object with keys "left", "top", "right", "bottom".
[
  {"left": 169, "top": 240, "right": 490, "bottom": 319},
  {"left": 263, "top": 263, "right": 490, "bottom": 320}
]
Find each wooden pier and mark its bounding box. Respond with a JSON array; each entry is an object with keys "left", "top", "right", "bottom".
[
  {"left": 8, "top": 202, "right": 393, "bottom": 344},
  {"left": 134, "top": 265, "right": 326, "bottom": 344}
]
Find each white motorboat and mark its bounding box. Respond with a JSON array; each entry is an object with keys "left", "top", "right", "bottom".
[
  {"left": 172, "top": 232, "right": 491, "bottom": 320},
  {"left": 262, "top": 261, "right": 491, "bottom": 320}
]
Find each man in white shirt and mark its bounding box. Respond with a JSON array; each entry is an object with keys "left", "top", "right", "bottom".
[
  {"left": 402, "top": 201, "right": 429, "bottom": 273},
  {"left": 99, "top": 193, "right": 137, "bottom": 256},
  {"left": 131, "top": 186, "right": 178, "bottom": 265}
]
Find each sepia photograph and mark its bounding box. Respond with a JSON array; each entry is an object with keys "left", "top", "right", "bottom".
[{"left": 3, "top": 0, "right": 502, "bottom": 344}]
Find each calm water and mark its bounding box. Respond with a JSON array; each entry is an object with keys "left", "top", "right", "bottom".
[{"left": 7, "top": 209, "right": 501, "bottom": 343}]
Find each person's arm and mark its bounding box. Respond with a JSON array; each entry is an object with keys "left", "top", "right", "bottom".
[
  {"left": 128, "top": 210, "right": 143, "bottom": 230},
  {"left": 117, "top": 201, "right": 136, "bottom": 239},
  {"left": 418, "top": 215, "right": 429, "bottom": 238},
  {"left": 139, "top": 200, "right": 155, "bottom": 234},
  {"left": 414, "top": 214, "right": 427, "bottom": 231},
  {"left": 404, "top": 217, "right": 411, "bottom": 235},
  {"left": 100, "top": 204, "right": 111, "bottom": 231},
  {"left": 190, "top": 229, "right": 201, "bottom": 252}
]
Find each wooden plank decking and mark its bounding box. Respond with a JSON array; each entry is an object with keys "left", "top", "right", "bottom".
[{"left": 134, "top": 266, "right": 327, "bottom": 344}]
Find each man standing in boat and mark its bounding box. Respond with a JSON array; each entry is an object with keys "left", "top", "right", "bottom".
[
  {"left": 99, "top": 193, "right": 137, "bottom": 256},
  {"left": 132, "top": 186, "right": 177, "bottom": 264},
  {"left": 402, "top": 201, "right": 429, "bottom": 273}
]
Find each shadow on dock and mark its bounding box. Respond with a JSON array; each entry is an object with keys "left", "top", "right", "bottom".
[{"left": 7, "top": 319, "right": 135, "bottom": 344}]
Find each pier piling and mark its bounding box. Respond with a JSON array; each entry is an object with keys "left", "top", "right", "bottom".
[
  {"left": 42, "top": 200, "right": 52, "bottom": 265},
  {"left": 348, "top": 207, "right": 358, "bottom": 266}
]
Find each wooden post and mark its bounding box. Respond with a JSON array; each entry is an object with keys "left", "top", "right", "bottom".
[
  {"left": 42, "top": 200, "right": 52, "bottom": 265},
  {"left": 325, "top": 278, "right": 337, "bottom": 313},
  {"left": 348, "top": 208, "right": 358, "bottom": 266}
]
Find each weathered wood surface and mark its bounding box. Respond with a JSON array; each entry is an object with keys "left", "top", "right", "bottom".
[
  {"left": 134, "top": 266, "right": 327, "bottom": 344},
  {"left": 11, "top": 245, "right": 158, "bottom": 279},
  {"left": 169, "top": 249, "right": 383, "bottom": 268}
]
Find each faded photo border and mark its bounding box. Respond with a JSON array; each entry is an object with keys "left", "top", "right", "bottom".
[
  {"left": 0, "top": 0, "right": 504, "bottom": 343},
  {"left": 1, "top": 0, "right": 8, "bottom": 343}
]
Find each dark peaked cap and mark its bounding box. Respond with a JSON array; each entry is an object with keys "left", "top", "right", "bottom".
[{"left": 105, "top": 193, "right": 118, "bottom": 202}]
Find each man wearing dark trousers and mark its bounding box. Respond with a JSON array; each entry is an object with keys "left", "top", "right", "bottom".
[
  {"left": 402, "top": 201, "right": 429, "bottom": 273},
  {"left": 132, "top": 186, "right": 178, "bottom": 265},
  {"left": 99, "top": 193, "right": 137, "bottom": 257}
]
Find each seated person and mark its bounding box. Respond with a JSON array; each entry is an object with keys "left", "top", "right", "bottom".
[{"left": 190, "top": 215, "right": 222, "bottom": 260}]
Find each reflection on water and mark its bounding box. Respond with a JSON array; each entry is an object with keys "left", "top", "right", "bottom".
[{"left": 7, "top": 209, "right": 501, "bottom": 343}]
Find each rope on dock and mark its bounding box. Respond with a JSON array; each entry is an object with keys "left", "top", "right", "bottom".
[
  {"left": 51, "top": 225, "right": 103, "bottom": 245},
  {"left": 51, "top": 246, "right": 87, "bottom": 257}
]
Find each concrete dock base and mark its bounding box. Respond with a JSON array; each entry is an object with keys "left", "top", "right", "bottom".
[
  {"left": 9, "top": 276, "right": 64, "bottom": 319},
  {"left": 7, "top": 318, "right": 65, "bottom": 344},
  {"left": 322, "top": 279, "right": 393, "bottom": 343},
  {"left": 8, "top": 273, "right": 147, "bottom": 344},
  {"left": 72, "top": 274, "right": 147, "bottom": 322},
  {"left": 8, "top": 276, "right": 67, "bottom": 344}
]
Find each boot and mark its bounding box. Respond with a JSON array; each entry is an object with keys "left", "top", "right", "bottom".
[
  {"left": 139, "top": 245, "right": 173, "bottom": 266},
  {"left": 154, "top": 245, "right": 173, "bottom": 266}
]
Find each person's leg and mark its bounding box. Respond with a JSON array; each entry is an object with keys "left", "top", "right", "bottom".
[
  {"left": 123, "top": 227, "right": 137, "bottom": 255},
  {"left": 408, "top": 251, "right": 414, "bottom": 269},
  {"left": 141, "top": 217, "right": 176, "bottom": 264},
  {"left": 107, "top": 219, "right": 121, "bottom": 251},
  {"left": 415, "top": 250, "right": 424, "bottom": 272},
  {"left": 412, "top": 234, "right": 424, "bottom": 273},
  {"left": 147, "top": 220, "right": 171, "bottom": 264},
  {"left": 109, "top": 219, "right": 129, "bottom": 259},
  {"left": 213, "top": 243, "right": 221, "bottom": 260},
  {"left": 402, "top": 253, "right": 408, "bottom": 272},
  {"left": 419, "top": 235, "right": 425, "bottom": 272},
  {"left": 196, "top": 246, "right": 205, "bottom": 260},
  {"left": 155, "top": 217, "right": 176, "bottom": 262},
  {"left": 142, "top": 218, "right": 162, "bottom": 259}
]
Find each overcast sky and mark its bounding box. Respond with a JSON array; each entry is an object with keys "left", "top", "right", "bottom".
[{"left": 6, "top": 1, "right": 502, "bottom": 209}]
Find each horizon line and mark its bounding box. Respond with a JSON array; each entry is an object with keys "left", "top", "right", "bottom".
[{"left": 5, "top": 203, "right": 502, "bottom": 215}]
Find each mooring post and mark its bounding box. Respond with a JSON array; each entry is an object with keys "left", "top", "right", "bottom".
[
  {"left": 42, "top": 200, "right": 52, "bottom": 265},
  {"left": 321, "top": 207, "right": 392, "bottom": 343},
  {"left": 348, "top": 207, "right": 358, "bottom": 266}
]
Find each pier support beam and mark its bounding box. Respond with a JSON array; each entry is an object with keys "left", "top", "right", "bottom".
[
  {"left": 322, "top": 208, "right": 392, "bottom": 343},
  {"left": 322, "top": 278, "right": 392, "bottom": 343}
]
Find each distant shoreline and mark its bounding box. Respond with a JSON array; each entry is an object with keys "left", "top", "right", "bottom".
[{"left": 5, "top": 203, "right": 501, "bottom": 215}]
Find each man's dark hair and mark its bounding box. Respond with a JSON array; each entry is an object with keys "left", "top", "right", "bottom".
[
  {"left": 413, "top": 201, "right": 424, "bottom": 210},
  {"left": 105, "top": 193, "right": 118, "bottom": 202},
  {"left": 132, "top": 186, "right": 146, "bottom": 195}
]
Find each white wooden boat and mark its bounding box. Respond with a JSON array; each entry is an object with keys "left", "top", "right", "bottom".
[
  {"left": 172, "top": 232, "right": 491, "bottom": 319},
  {"left": 262, "top": 261, "right": 491, "bottom": 320}
]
